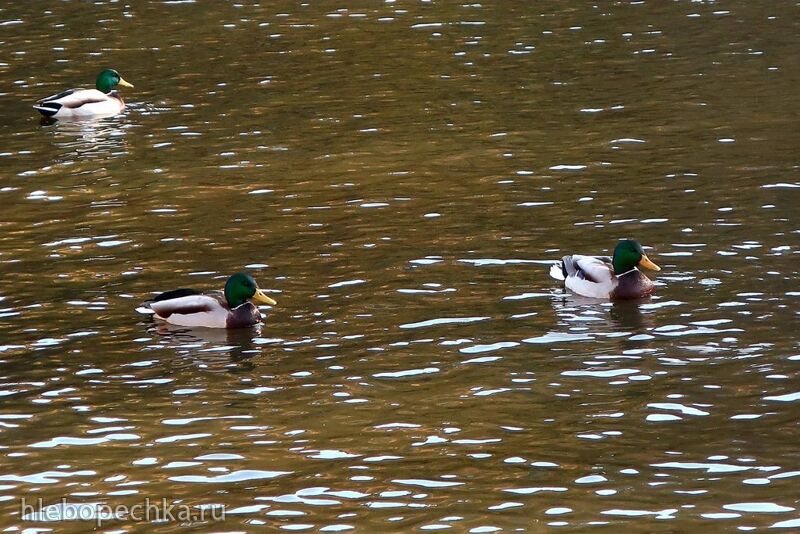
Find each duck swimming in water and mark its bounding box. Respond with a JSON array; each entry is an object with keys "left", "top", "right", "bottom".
[
  {"left": 33, "top": 69, "right": 134, "bottom": 120},
  {"left": 549, "top": 239, "right": 661, "bottom": 300},
  {"left": 139, "top": 273, "right": 277, "bottom": 328}
]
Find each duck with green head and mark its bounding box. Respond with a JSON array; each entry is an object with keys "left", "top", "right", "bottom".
[
  {"left": 33, "top": 69, "right": 134, "bottom": 120},
  {"left": 139, "top": 273, "right": 278, "bottom": 328},
  {"left": 549, "top": 239, "right": 661, "bottom": 299}
]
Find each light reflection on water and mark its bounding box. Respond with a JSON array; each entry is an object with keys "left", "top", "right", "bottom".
[
  {"left": 39, "top": 117, "right": 131, "bottom": 160},
  {"left": 0, "top": 0, "right": 799, "bottom": 532}
]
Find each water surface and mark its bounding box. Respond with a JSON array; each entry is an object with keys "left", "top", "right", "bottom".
[{"left": 1, "top": 1, "right": 799, "bottom": 532}]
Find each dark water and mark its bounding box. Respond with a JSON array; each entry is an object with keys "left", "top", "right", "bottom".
[{"left": 1, "top": 1, "right": 799, "bottom": 532}]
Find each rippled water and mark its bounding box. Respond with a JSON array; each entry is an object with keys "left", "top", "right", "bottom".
[{"left": 1, "top": 1, "right": 799, "bottom": 531}]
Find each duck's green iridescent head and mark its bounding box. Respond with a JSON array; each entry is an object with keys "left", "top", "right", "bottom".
[
  {"left": 612, "top": 239, "right": 661, "bottom": 275},
  {"left": 95, "top": 69, "right": 134, "bottom": 93},
  {"left": 224, "top": 273, "right": 277, "bottom": 308}
]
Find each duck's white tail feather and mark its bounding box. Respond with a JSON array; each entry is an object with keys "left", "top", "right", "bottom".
[
  {"left": 549, "top": 262, "right": 565, "bottom": 281},
  {"left": 33, "top": 104, "right": 60, "bottom": 117}
]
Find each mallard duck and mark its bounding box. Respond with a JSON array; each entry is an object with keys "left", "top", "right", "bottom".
[
  {"left": 33, "top": 69, "right": 134, "bottom": 120},
  {"left": 549, "top": 239, "right": 661, "bottom": 299},
  {"left": 139, "top": 273, "right": 277, "bottom": 328}
]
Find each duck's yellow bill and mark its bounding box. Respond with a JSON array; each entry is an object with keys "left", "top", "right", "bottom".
[
  {"left": 252, "top": 288, "right": 277, "bottom": 306},
  {"left": 639, "top": 254, "right": 661, "bottom": 271},
  {"left": 118, "top": 78, "right": 134, "bottom": 88}
]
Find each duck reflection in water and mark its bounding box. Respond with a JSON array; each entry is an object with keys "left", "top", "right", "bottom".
[
  {"left": 550, "top": 291, "right": 654, "bottom": 332},
  {"left": 40, "top": 115, "right": 130, "bottom": 160},
  {"left": 148, "top": 323, "right": 268, "bottom": 370},
  {"left": 609, "top": 299, "right": 653, "bottom": 330}
]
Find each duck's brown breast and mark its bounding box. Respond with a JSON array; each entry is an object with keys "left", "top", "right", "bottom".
[
  {"left": 226, "top": 303, "right": 262, "bottom": 328},
  {"left": 610, "top": 270, "right": 655, "bottom": 300}
]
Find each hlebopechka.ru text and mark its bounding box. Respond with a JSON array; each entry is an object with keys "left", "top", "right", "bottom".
[{"left": 21, "top": 497, "right": 225, "bottom": 526}]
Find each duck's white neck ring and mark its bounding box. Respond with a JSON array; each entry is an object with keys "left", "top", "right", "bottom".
[{"left": 617, "top": 268, "right": 639, "bottom": 277}]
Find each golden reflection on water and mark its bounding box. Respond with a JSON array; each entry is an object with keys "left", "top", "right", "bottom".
[{"left": 0, "top": 0, "right": 799, "bottom": 532}]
